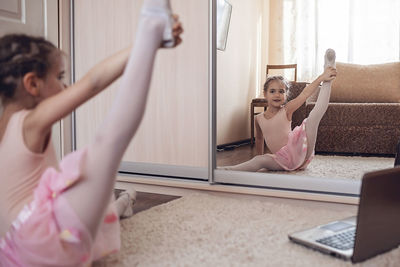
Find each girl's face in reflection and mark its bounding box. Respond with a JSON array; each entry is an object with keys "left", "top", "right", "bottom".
[{"left": 264, "top": 80, "right": 287, "bottom": 108}]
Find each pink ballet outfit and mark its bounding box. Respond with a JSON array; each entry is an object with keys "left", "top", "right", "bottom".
[
  {"left": 256, "top": 108, "right": 314, "bottom": 170},
  {"left": 0, "top": 110, "right": 120, "bottom": 267}
]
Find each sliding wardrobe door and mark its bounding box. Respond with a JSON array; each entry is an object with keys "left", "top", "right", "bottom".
[{"left": 73, "top": 0, "right": 209, "bottom": 179}]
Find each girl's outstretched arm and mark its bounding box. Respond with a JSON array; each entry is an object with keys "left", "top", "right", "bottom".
[
  {"left": 285, "top": 67, "right": 336, "bottom": 121},
  {"left": 22, "top": 46, "right": 131, "bottom": 152},
  {"left": 24, "top": 18, "right": 182, "bottom": 153}
]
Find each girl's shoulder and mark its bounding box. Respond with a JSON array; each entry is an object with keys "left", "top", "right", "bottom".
[
  {"left": 281, "top": 105, "right": 292, "bottom": 122},
  {"left": 255, "top": 112, "right": 265, "bottom": 118},
  {"left": 0, "top": 110, "right": 29, "bottom": 142},
  {"left": 255, "top": 111, "right": 267, "bottom": 123}
]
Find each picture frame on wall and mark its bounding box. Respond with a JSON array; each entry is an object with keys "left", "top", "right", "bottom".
[{"left": 216, "top": 0, "right": 232, "bottom": 51}]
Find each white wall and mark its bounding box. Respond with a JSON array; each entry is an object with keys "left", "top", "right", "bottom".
[{"left": 217, "top": 0, "right": 270, "bottom": 145}]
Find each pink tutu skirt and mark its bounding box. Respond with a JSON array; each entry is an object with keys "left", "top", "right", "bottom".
[
  {"left": 271, "top": 119, "right": 314, "bottom": 170},
  {"left": 0, "top": 148, "right": 120, "bottom": 267}
]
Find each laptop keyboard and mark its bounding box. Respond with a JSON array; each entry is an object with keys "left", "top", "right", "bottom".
[{"left": 316, "top": 229, "right": 355, "bottom": 250}]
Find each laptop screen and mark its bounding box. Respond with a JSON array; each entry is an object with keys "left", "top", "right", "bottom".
[{"left": 352, "top": 167, "right": 400, "bottom": 263}]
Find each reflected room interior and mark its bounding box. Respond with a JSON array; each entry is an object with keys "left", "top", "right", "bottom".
[{"left": 216, "top": 0, "right": 400, "bottom": 180}]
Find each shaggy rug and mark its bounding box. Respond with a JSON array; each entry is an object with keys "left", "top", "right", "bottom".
[
  {"left": 94, "top": 193, "right": 400, "bottom": 266},
  {"left": 273, "top": 154, "right": 394, "bottom": 180}
]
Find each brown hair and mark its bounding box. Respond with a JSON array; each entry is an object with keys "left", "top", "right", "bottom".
[
  {"left": 263, "top": 75, "right": 290, "bottom": 93},
  {"left": 0, "top": 34, "right": 57, "bottom": 99}
]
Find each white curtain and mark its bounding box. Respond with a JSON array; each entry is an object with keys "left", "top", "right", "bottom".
[{"left": 281, "top": 0, "right": 400, "bottom": 81}]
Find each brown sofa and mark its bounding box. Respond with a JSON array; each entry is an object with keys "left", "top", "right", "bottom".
[{"left": 290, "top": 62, "right": 400, "bottom": 155}]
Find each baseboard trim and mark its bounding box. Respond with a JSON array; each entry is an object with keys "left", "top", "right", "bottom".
[
  {"left": 116, "top": 173, "right": 359, "bottom": 205},
  {"left": 119, "top": 161, "right": 208, "bottom": 180},
  {"left": 217, "top": 139, "right": 252, "bottom": 151}
]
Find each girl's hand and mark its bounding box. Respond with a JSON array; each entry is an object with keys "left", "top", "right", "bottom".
[
  {"left": 320, "top": 67, "right": 337, "bottom": 82},
  {"left": 167, "top": 14, "right": 183, "bottom": 48}
]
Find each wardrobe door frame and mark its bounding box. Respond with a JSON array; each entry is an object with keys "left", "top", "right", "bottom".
[
  {"left": 210, "top": 0, "right": 360, "bottom": 199},
  {"left": 69, "top": 0, "right": 209, "bottom": 181}
]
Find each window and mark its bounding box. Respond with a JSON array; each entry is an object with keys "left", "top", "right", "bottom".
[{"left": 280, "top": 0, "right": 400, "bottom": 81}]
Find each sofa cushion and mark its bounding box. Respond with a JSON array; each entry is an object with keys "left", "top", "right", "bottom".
[
  {"left": 330, "top": 62, "right": 400, "bottom": 103},
  {"left": 315, "top": 126, "right": 400, "bottom": 154}
]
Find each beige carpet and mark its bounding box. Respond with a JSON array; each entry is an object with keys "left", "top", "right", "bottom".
[
  {"left": 94, "top": 193, "right": 400, "bottom": 266},
  {"left": 269, "top": 155, "right": 394, "bottom": 180}
]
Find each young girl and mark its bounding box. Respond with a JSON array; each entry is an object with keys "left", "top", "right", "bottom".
[
  {"left": 0, "top": 0, "right": 183, "bottom": 265},
  {"left": 225, "top": 49, "right": 337, "bottom": 172}
]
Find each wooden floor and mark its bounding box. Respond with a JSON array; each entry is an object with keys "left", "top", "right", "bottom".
[
  {"left": 115, "top": 189, "right": 181, "bottom": 215},
  {"left": 132, "top": 192, "right": 181, "bottom": 214},
  {"left": 216, "top": 144, "right": 257, "bottom": 167}
]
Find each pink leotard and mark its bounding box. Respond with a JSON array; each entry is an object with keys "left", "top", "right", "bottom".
[
  {"left": 256, "top": 108, "right": 292, "bottom": 154},
  {"left": 256, "top": 107, "right": 313, "bottom": 170},
  {"left": 0, "top": 110, "right": 59, "bottom": 237}
]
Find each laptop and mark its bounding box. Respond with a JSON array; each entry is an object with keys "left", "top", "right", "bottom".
[{"left": 288, "top": 167, "right": 400, "bottom": 263}]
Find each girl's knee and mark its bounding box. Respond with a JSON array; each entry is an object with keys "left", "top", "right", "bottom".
[
  {"left": 254, "top": 154, "right": 273, "bottom": 163},
  {"left": 254, "top": 155, "right": 264, "bottom": 160}
]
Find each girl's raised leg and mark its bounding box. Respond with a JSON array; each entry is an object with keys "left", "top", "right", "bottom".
[
  {"left": 304, "top": 49, "right": 336, "bottom": 159},
  {"left": 59, "top": 0, "right": 173, "bottom": 238}
]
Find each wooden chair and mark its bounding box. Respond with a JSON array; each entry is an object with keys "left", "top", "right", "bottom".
[{"left": 250, "top": 64, "right": 297, "bottom": 146}]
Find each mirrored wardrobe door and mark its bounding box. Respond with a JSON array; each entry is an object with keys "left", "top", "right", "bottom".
[
  {"left": 73, "top": 0, "right": 209, "bottom": 179},
  {"left": 212, "top": 0, "right": 399, "bottom": 196}
]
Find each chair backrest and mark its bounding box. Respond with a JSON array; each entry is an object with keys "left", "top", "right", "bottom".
[{"left": 266, "top": 64, "right": 297, "bottom": 82}]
